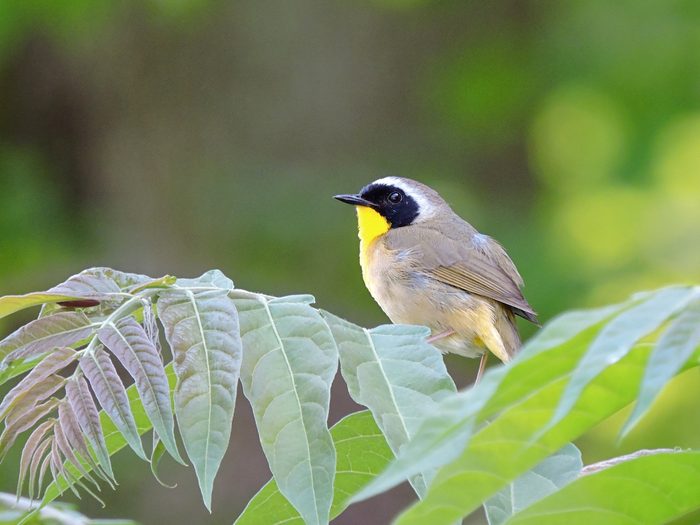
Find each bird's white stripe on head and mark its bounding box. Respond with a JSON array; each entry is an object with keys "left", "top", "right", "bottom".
[{"left": 371, "top": 176, "right": 437, "bottom": 220}]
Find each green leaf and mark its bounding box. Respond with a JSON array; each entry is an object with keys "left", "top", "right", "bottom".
[
  {"left": 174, "top": 269, "right": 234, "bottom": 290},
  {"left": 622, "top": 297, "right": 700, "bottom": 437},
  {"left": 157, "top": 288, "right": 242, "bottom": 511},
  {"left": 505, "top": 451, "right": 700, "bottom": 525},
  {"left": 518, "top": 301, "right": 635, "bottom": 359},
  {"left": 235, "top": 411, "right": 393, "bottom": 525},
  {"left": 127, "top": 275, "right": 177, "bottom": 294},
  {"left": 352, "top": 289, "right": 692, "bottom": 505},
  {"left": 0, "top": 491, "right": 141, "bottom": 525},
  {"left": 321, "top": 312, "right": 455, "bottom": 496},
  {"left": 352, "top": 312, "right": 611, "bottom": 502},
  {"left": 392, "top": 343, "right": 656, "bottom": 525},
  {"left": 0, "top": 354, "right": 46, "bottom": 387},
  {"left": 485, "top": 443, "right": 582, "bottom": 525},
  {"left": 353, "top": 287, "right": 700, "bottom": 522},
  {"left": 150, "top": 434, "right": 176, "bottom": 488},
  {"left": 98, "top": 317, "right": 183, "bottom": 464},
  {"left": 233, "top": 293, "right": 338, "bottom": 525},
  {"left": 549, "top": 286, "right": 697, "bottom": 430},
  {"left": 0, "top": 293, "right": 96, "bottom": 321}
]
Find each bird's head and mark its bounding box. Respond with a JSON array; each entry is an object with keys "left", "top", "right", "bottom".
[{"left": 335, "top": 177, "right": 446, "bottom": 243}]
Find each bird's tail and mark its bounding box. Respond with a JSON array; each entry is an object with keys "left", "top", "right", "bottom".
[{"left": 496, "top": 308, "right": 521, "bottom": 361}]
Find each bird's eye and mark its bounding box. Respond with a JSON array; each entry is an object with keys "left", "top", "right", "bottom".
[{"left": 388, "top": 192, "right": 402, "bottom": 203}]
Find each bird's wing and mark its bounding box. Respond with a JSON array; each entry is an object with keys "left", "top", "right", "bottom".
[{"left": 387, "top": 220, "right": 539, "bottom": 324}]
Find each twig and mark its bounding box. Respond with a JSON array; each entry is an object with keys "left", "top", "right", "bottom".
[{"left": 580, "top": 448, "right": 683, "bottom": 476}]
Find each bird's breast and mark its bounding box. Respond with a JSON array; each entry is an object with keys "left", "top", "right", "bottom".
[{"left": 358, "top": 235, "right": 427, "bottom": 323}]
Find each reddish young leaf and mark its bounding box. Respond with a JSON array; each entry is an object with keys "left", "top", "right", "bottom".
[
  {"left": 4, "top": 375, "right": 65, "bottom": 427},
  {"left": 0, "top": 312, "right": 91, "bottom": 364},
  {"left": 53, "top": 417, "right": 100, "bottom": 490},
  {"left": 0, "top": 347, "right": 76, "bottom": 422},
  {"left": 65, "top": 376, "right": 114, "bottom": 480},
  {"left": 80, "top": 348, "right": 146, "bottom": 460},
  {"left": 0, "top": 398, "right": 59, "bottom": 459},
  {"left": 56, "top": 300, "right": 101, "bottom": 308},
  {"left": 17, "top": 419, "right": 54, "bottom": 497},
  {"left": 29, "top": 437, "right": 53, "bottom": 500},
  {"left": 98, "top": 317, "right": 182, "bottom": 463}
]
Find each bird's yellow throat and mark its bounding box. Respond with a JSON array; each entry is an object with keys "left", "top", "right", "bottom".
[
  {"left": 356, "top": 205, "right": 390, "bottom": 246},
  {"left": 356, "top": 206, "right": 390, "bottom": 277}
]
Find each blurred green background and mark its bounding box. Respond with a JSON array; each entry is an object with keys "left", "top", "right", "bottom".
[{"left": 1, "top": 0, "right": 699, "bottom": 523}]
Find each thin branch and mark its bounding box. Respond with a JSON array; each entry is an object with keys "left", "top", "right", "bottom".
[{"left": 580, "top": 448, "right": 684, "bottom": 476}]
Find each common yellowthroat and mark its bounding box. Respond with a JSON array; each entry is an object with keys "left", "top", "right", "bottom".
[{"left": 335, "top": 177, "right": 538, "bottom": 381}]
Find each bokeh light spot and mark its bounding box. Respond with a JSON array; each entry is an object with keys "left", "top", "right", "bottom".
[{"left": 530, "top": 85, "right": 627, "bottom": 191}]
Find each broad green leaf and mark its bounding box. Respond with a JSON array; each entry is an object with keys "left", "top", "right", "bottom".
[
  {"left": 516, "top": 300, "right": 637, "bottom": 360},
  {"left": 158, "top": 287, "right": 242, "bottom": 511},
  {"left": 326, "top": 411, "right": 393, "bottom": 516},
  {"left": 80, "top": 348, "right": 146, "bottom": 460},
  {"left": 235, "top": 411, "right": 393, "bottom": 525},
  {"left": 353, "top": 314, "right": 610, "bottom": 502},
  {"left": 485, "top": 443, "right": 582, "bottom": 525},
  {"left": 622, "top": 297, "right": 700, "bottom": 437},
  {"left": 233, "top": 293, "right": 338, "bottom": 525},
  {"left": 0, "top": 312, "right": 93, "bottom": 363},
  {"left": 98, "top": 317, "right": 183, "bottom": 464},
  {"left": 353, "top": 290, "right": 691, "bottom": 503},
  {"left": 549, "top": 286, "right": 697, "bottom": 430},
  {"left": 505, "top": 451, "right": 700, "bottom": 525},
  {"left": 393, "top": 343, "right": 657, "bottom": 525},
  {"left": 321, "top": 312, "right": 455, "bottom": 495}
]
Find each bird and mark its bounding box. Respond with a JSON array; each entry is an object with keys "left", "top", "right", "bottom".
[{"left": 334, "top": 176, "right": 538, "bottom": 383}]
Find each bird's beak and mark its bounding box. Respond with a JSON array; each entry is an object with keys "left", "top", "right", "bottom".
[{"left": 334, "top": 194, "right": 377, "bottom": 208}]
